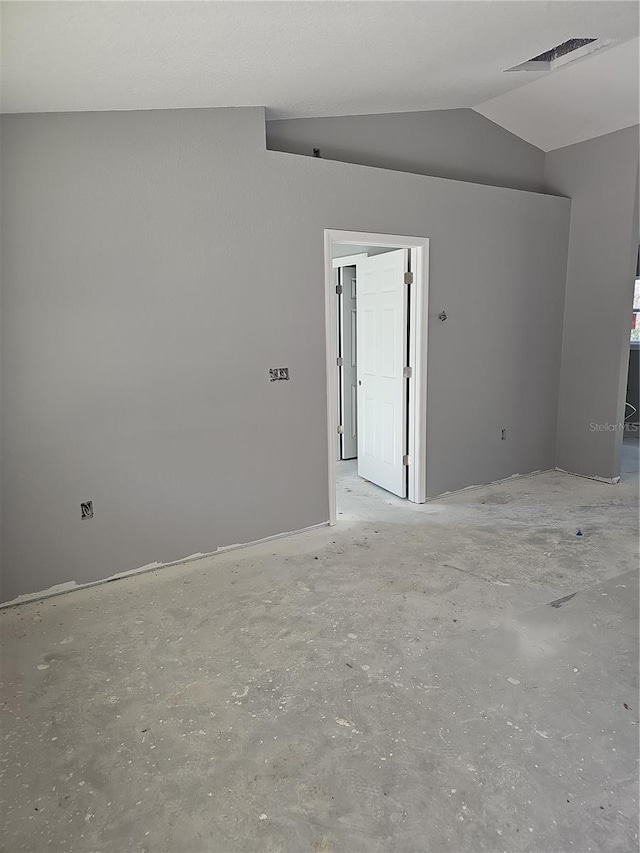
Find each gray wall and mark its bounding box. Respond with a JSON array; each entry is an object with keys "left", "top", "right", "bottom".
[
  {"left": 267, "top": 109, "right": 546, "bottom": 193},
  {"left": 545, "top": 126, "right": 640, "bottom": 480},
  {"left": 0, "top": 107, "right": 570, "bottom": 601}
]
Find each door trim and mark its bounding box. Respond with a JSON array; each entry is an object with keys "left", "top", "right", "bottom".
[{"left": 324, "top": 229, "right": 430, "bottom": 524}]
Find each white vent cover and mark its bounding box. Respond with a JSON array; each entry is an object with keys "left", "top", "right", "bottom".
[{"left": 506, "top": 37, "right": 616, "bottom": 72}]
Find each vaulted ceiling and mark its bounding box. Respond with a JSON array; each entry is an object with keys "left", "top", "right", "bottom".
[{"left": 1, "top": 1, "right": 638, "bottom": 151}]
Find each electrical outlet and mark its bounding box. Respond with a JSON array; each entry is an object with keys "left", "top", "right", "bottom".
[
  {"left": 80, "top": 500, "right": 94, "bottom": 520},
  {"left": 269, "top": 367, "right": 290, "bottom": 382},
  {"left": 501, "top": 429, "right": 507, "bottom": 441}
]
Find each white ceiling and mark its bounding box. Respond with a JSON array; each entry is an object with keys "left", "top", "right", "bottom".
[
  {"left": 1, "top": 1, "right": 638, "bottom": 151},
  {"left": 475, "top": 35, "right": 639, "bottom": 151}
]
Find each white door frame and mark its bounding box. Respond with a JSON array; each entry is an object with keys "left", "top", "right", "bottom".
[{"left": 324, "top": 229, "right": 430, "bottom": 524}]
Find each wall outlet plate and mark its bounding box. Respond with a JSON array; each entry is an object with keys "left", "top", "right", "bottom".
[
  {"left": 269, "top": 367, "right": 290, "bottom": 381},
  {"left": 80, "top": 501, "right": 94, "bottom": 519}
]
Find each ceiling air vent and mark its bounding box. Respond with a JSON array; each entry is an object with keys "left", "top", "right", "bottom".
[{"left": 505, "top": 37, "right": 614, "bottom": 72}]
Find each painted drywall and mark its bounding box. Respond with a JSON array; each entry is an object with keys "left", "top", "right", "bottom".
[
  {"left": 0, "top": 107, "right": 570, "bottom": 601},
  {"left": 544, "top": 126, "right": 640, "bottom": 480},
  {"left": 267, "top": 109, "right": 546, "bottom": 193}
]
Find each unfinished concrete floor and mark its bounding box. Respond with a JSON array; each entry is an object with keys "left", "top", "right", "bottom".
[{"left": 1, "top": 441, "right": 638, "bottom": 853}]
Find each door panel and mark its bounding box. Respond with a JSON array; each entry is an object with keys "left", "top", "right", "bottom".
[
  {"left": 335, "top": 268, "right": 342, "bottom": 461},
  {"left": 339, "top": 266, "right": 358, "bottom": 459},
  {"left": 356, "top": 249, "right": 408, "bottom": 497}
]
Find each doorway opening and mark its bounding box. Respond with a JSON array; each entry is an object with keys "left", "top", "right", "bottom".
[{"left": 324, "top": 230, "right": 429, "bottom": 524}]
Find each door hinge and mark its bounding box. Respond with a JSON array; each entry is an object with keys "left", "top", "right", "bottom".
[
  {"left": 337, "top": 425, "right": 344, "bottom": 434},
  {"left": 404, "top": 271, "right": 413, "bottom": 285},
  {"left": 403, "top": 365, "right": 412, "bottom": 379},
  {"left": 336, "top": 284, "right": 343, "bottom": 295},
  {"left": 336, "top": 357, "right": 344, "bottom": 366},
  {"left": 403, "top": 454, "right": 411, "bottom": 466}
]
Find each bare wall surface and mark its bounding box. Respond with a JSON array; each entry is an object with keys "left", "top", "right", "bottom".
[
  {"left": 267, "top": 109, "right": 546, "bottom": 193},
  {"left": 545, "top": 126, "right": 640, "bottom": 480},
  {"left": 0, "top": 108, "right": 569, "bottom": 600}
]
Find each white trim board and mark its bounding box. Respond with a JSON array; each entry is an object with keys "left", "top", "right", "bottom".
[
  {"left": 425, "top": 468, "right": 552, "bottom": 501},
  {"left": 324, "top": 229, "right": 430, "bottom": 524},
  {"left": 0, "top": 522, "right": 329, "bottom": 610},
  {"left": 555, "top": 467, "right": 620, "bottom": 485}
]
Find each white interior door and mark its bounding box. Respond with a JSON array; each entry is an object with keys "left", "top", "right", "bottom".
[
  {"left": 356, "top": 249, "right": 409, "bottom": 497},
  {"left": 339, "top": 266, "right": 358, "bottom": 459},
  {"left": 335, "top": 269, "right": 342, "bottom": 461}
]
